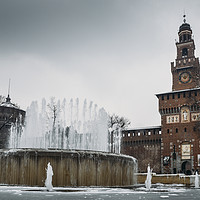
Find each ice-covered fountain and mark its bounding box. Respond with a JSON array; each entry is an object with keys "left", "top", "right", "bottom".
[
  {"left": 195, "top": 171, "right": 199, "bottom": 189},
  {"left": 145, "top": 164, "right": 152, "bottom": 190},
  {"left": 45, "top": 162, "right": 54, "bottom": 191},
  {"left": 0, "top": 98, "right": 137, "bottom": 187},
  {"left": 17, "top": 98, "right": 109, "bottom": 151}
]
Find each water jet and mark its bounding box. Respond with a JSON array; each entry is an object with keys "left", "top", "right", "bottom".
[
  {"left": 45, "top": 162, "right": 53, "bottom": 191},
  {"left": 145, "top": 164, "right": 152, "bottom": 190},
  {"left": 195, "top": 171, "right": 199, "bottom": 188}
]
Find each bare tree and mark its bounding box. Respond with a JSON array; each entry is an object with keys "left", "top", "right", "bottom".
[
  {"left": 0, "top": 96, "right": 6, "bottom": 104},
  {"left": 108, "top": 114, "right": 130, "bottom": 153},
  {"left": 47, "top": 97, "right": 61, "bottom": 148},
  {"left": 47, "top": 97, "right": 60, "bottom": 128},
  {"left": 108, "top": 114, "right": 131, "bottom": 130}
]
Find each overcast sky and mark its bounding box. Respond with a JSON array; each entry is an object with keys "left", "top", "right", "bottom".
[{"left": 1, "top": 0, "right": 200, "bottom": 128}]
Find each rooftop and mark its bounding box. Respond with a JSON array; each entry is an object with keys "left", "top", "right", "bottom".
[
  {"left": 0, "top": 95, "right": 19, "bottom": 109},
  {"left": 124, "top": 125, "right": 161, "bottom": 131},
  {"left": 155, "top": 87, "right": 200, "bottom": 97}
]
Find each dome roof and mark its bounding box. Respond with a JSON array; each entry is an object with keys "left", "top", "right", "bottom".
[{"left": 179, "top": 23, "right": 192, "bottom": 34}]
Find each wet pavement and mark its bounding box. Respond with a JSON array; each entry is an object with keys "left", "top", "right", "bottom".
[{"left": 0, "top": 184, "right": 199, "bottom": 200}]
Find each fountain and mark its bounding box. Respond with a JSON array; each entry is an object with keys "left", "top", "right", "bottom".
[
  {"left": 18, "top": 98, "right": 109, "bottom": 151},
  {"left": 195, "top": 171, "right": 199, "bottom": 188},
  {"left": 45, "top": 162, "right": 54, "bottom": 191},
  {"left": 0, "top": 97, "right": 137, "bottom": 187},
  {"left": 145, "top": 164, "right": 152, "bottom": 190}
]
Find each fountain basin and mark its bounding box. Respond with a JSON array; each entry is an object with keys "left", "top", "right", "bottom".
[
  {"left": 137, "top": 173, "right": 200, "bottom": 187},
  {"left": 0, "top": 149, "right": 137, "bottom": 187}
]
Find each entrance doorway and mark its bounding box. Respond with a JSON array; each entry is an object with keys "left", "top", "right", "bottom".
[{"left": 181, "top": 161, "right": 192, "bottom": 175}]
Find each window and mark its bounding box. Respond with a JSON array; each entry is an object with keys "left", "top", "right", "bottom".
[
  {"left": 195, "top": 91, "right": 197, "bottom": 96},
  {"left": 184, "top": 128, "right": 187, "bottom": 132},
  {"left": 193, "top": 127, "right": 196, "bottom": 132},
  {"left": 179, "top": 36, "right": 182, "bottom": 42},
  {"left": 182, "top": 48, "right": 188, "bottom": 57},
  {"left": 183, "top": 34, "right": 186, "bottom": 41},
  {"left": 178, "top": 93, "right": 180, "bottom": 98},
  {"left": 172, "top": 94, "right": 175, "bottom": 99},
  {"left": 167, "top": 94, "right": 169, "bottom": 100},
  {"left": 176, "top": 128, "right": 178, "bottom": 133},
  {"left": 174, "top": 107, "right": 177, "bottom": 113},
  {"left": 183, "top": 92, "right": 186, "bottom": 98},
  {"left": 167, "top": 129, "right": 169, "bottom": 133},
  {"left": 162, "top": 95, "right": 164, "bottom": 100}
]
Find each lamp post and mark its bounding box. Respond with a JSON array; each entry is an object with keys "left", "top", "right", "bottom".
[{"left": 173, "top": 145, "right": 177, "bottom": 174}]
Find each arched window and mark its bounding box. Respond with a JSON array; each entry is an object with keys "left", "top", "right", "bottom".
[
  {"left": 179, "top": 35, "right": 182, "bottom": 42},
  {"left": 182, "top": 48, "right": 188, "bottom": 57}
]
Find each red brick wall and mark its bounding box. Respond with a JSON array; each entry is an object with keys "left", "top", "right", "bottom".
[{"left": 121, "top": 128, "right": 161, "bottom": 173}]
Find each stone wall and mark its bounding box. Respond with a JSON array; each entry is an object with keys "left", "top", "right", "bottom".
[{"left": 0, "top": 149, "right": 137, "bottom": 187}]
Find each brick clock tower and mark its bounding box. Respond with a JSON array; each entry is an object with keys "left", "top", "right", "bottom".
[{"left": 156, "top": 16, "right": 200, "bottom": 174}]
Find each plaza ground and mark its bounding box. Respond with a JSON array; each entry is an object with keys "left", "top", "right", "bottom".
[{"left": 0, "top": 184, "right": 199, "bottom": 200}]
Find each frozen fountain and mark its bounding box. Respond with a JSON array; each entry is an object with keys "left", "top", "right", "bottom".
[
  {"left": 19, "top": 98, "right": 108, "bottom": 151},
  {"left": 45, "top": 162, "right": 54, "bottom": 191},
  {"left": 0, "top": 97, "right": 137, "bottom": 187},
  {"left": 195, "top": 171, "right": 199, "bottom": 188},
  {"left": 145, "top": 164, "right": 152, "bottom": 190}
]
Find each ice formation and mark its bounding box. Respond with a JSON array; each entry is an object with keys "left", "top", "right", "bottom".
[
  {"left": 19, "top": 98, "right": 109, "bottom": 152},
  {"left": 145, "top": 164, "right": 152, "bottom": 190},
  {"left": 45, "top": 162, "right": 53, "bottom": 191},
  {"left": 195, "top": 171, "right": 199, "bottom": 188}
]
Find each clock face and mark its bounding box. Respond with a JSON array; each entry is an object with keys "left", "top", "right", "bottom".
[{"left": 179, "top": 72, "right": 191, "bottom": 83}]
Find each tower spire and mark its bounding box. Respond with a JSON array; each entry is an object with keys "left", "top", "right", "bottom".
[
  {"left": 183, "top": 11, "right": 186, "bottom": 23},
  {"left": 6, "top": 79, "right": 11, "bottom": 103}
]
